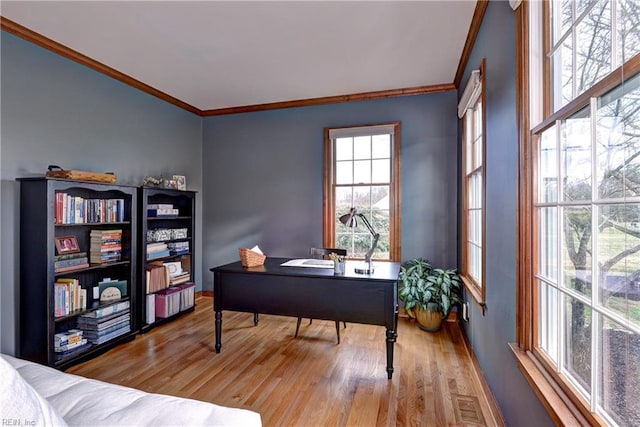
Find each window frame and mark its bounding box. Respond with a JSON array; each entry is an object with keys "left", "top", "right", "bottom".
[
  {"left": 515, "top": 1, "right": 640, "bottom": 425},
  {"left": 460, "top": 59, "right": 487, "bottom": 309},
  {"left": 323, "top": 122, "right": 402, "bottom": 262}
]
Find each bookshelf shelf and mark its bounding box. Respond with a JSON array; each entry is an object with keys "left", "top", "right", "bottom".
[
  {"left": 53, "top": 297, "right": 131, "bottom": 322},
  {"left": 18, "top": 178, "right": 138, "bottom": 370},
  {"left": 54, "top": 260, "right": 131, "bottom": 276},
  {"left": 148, "top": 216, "right": 192, "bottom": 221},
  {"left": 139, "top": 188, "right": 196, "bottom": 333},
  {"left": 55, "top": 221, "right": 132, "bottom": 227}
]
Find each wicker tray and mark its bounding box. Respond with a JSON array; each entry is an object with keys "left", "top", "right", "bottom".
[
  {"left": 46, "top": 165, "right": 117, "bottom": 184},
  {"left": 239, "top": 248, "right": 266, "bottom": 267}
]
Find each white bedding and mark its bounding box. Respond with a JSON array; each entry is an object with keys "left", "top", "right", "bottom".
[{"left": 1, "top": 354, "right": 261, "bottom": 427}]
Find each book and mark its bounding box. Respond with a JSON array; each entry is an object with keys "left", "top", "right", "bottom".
[
  {"left": 146, "top": 294, "right": 156, "bottom": 324},
  {"left": 82, "top": 321, "right": 130, "bottom": 339},
  {"left": 55, "top": 338, "right": 88, "bottom": 353},
  {"left": 54, "top": 256, "right": 89, "bottom": 269},
  {"left": 80, "top": 300, "right": 130, "bottom": 319},
  {"left": 148, "top": 208, "right": 179, "bottom": 217},
  {"left": 89, "top": 325, "right": 131, "bottom": 344},
  {"left": 147, "top": 242, "right": 168, "bottom": 252},
  {"left": 54, "top": 341, "right": 91, "bottom": 361},
  {"left": 54, "top": 329, "right": 83, "bottom": 347},
  {"left": 147, "top": 250, "right": 170, "bottom": 260},
  {"left": 77, "top": 311, "right": 130, "bottom": 328},
  {"left": 146, "top": 264, "right": 169, "bottom": 293},
  {"left": 54, "top": 252, "right": 88, "bottom": 262},
  {"left": 55, "top": 263, "right": 90, "bottom": 273},
  {"left": 147, "top": 204, "right": 174, "bottom": 210}
]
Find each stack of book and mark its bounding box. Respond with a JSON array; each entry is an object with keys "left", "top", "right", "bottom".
[
  {"left": 77, "top": 300, "right": 131, "bottom": 345},
  {"left": 54, "top": 252, "right": 89, "bottom": 273},
  {"left": 147, "top": 242, "right": 170, "bottom": 260},
  {"left": 164, "top": 261, "right": 190, "bottom": 286},
  {"left": 54, "top": 329, "right": 90, "bottom": 360},
  {"left": 89, "top": 229, "right": 122, "bottom": 264},
  {"left": 54, "top": 278, "right": 87, "bottom": 317},
  {"left": 147, "top": 203, "right": 179, "bottom": 218},
  {"left": 146, "top": 264, "right": 169, "bottom": 293},
  {"left": 167, "top": 241, "right": 189, "bottom": 256}
]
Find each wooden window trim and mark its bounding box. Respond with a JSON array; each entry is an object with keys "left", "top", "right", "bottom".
[
  {"left": 323, "top": 122, "right": 402, "bottom": 262},
  {"left": 516, "top": 1, "right": 640, "bottom": 424},
  {"left": 461, "top": 59, "right": 487, "bottom": 310}
]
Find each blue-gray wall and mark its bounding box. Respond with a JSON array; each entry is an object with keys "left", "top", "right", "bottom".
[
  {"left": 201, "top": 93, "right": 459, "bottom": 290},
  {"left": 459, "top": 2, "right": 552, "bottom": 425},
  {"left": 0, "top": 32, "right": 204, "bottom": 355}
]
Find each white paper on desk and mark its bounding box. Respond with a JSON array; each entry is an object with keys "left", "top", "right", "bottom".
[{"left": 280, "top": 258, "right": 335, "bottom": 268}]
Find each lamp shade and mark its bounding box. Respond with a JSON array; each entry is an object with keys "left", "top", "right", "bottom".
[{"left": 339, "top": 208, "right": 358, "bottom": 227}]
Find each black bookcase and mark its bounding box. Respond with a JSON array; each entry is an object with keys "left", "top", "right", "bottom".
[
  {"left": 18, "top": 178, "right": 138, "bottom": 369},
  {"left": 138, "top": 188, "right": 196, "bottom": 332}
]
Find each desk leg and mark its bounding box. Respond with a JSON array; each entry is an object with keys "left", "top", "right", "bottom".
[
  {"left": 386, "top": 328, "right": 397, "bottom": 379},
  {"left": 215, "top": 311, "right": 222, "bottom": 353}
]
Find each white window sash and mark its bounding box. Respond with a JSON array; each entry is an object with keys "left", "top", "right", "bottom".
[
  {"left": 328, "top": 124, "right": 395, "bottom": 139},
  {"left": 458, "top": 69, "right": 482, "bottom": 119}
]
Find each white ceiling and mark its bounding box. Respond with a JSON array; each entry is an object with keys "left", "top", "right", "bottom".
[{"left": 1, "top": 1, "right": 477, "bottom": 112}]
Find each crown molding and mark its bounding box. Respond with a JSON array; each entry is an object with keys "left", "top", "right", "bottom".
[
  {"left": 453, "top": 0, "right": 489, "bottom": 90},
  {"left": 201, "top": 83, "right": 456, "bottom": 116}
]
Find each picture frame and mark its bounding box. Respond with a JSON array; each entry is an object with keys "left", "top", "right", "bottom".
[
  {"left": 173, "top": 175, "right": 186, "bottom": 191},
  {"left": 162, "top": 178, "right": 178, "bottom": 189},
  {"left": 55, "top": 236, "right": 80, "bottom": 255}
]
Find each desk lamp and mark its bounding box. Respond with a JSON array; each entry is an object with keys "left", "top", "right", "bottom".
[{"left": 339, "top": 208, "right": 379, "bottom": 274}]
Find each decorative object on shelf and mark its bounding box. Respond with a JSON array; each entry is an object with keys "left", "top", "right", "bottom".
[
  {"left": 142, "top": 176, "right": 163, "bottom": 187},
  {"left": 239, "top": 245, "right": 265, "bottom": 267},
  {"left": 46, "top": 165, "right": 116, "bottom": 184},
  {"left": 98, "top": 279, "right": 127, "bottom": 302},
  {"left": 162, "top": 178, "right": 178, "bottom": 189},
  {"left": 398, "top": 258, "right": 462, "bottom": 332},
  {"left": 173, "top": 175, "right": 186, "bottom": 190},
  {"left": 339, "top": 208, "right": 379, "bottom": 274},
  {"left": 54, "top": 236, "right": 80, "bottom": 255}
]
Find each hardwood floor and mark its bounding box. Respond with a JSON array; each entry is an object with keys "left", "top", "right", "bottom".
[{"left": 68, "top": 296, "right": 504, "bottom": 426}]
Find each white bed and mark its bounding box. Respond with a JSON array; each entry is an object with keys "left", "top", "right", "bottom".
[{"left": 0, "top": 354, "right": 261, "bottom": 426}]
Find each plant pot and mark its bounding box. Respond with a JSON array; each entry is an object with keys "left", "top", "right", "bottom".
[
  {"left": 415, "top": 303, "right": 443, "bottom": 332},
  {"left": 405, "top": 306, "right": 415, "bottom": 319}
]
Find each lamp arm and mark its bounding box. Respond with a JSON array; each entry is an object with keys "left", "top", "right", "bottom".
[
  {"left": 364, "top": 233, "right": 380, "bottom": 264},
  {"left": 358, "top": 214, "right": 380, "bottom": 264},
  {"left": 357, "top": 213, "right": 378, "bottom": 237}
]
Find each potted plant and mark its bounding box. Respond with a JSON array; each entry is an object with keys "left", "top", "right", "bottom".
[
  {"left": 398, "top": 258, "right": 462, "bottom": 331},
  {"left": 414, "top": 267, "right": 462, "bottom": 332},
  {"left": 398, "top": 258, "right": 432, "bottom": 319}
]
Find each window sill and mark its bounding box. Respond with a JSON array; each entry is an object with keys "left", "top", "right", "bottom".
[
  {"left": 509, "top": 343, "right": 604, "bottom": 426},
  {"left": 460, "top": 275, "right": 486, "bottom": 314}
]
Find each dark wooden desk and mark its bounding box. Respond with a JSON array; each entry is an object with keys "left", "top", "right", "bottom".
[{"left": 211, "top": 257, "right": 400, "bottom": 378}]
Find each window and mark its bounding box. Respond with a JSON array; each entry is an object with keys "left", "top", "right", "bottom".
[
  {"left": 460, "top": 61, "right": 486, "bottom": 306},
  {"left": 323, "top": 123, "right": 401, "bottom": 261},
  {"left": 518, "top": 0, "right": 640, "bottom": 425},
  {"left": 549, "top": 0, "right": 640, "bottom": 112}
]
